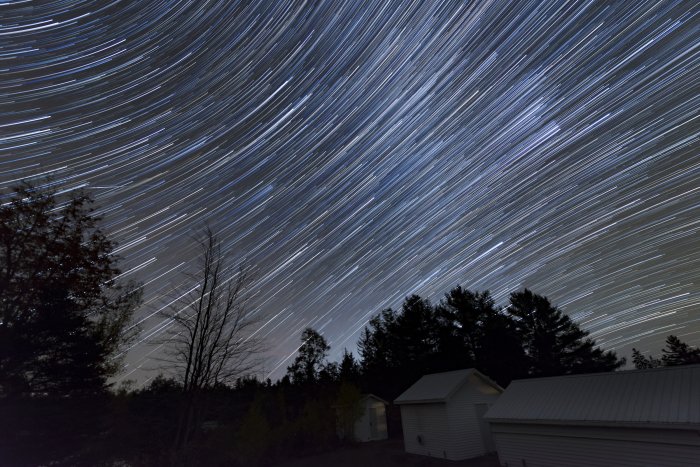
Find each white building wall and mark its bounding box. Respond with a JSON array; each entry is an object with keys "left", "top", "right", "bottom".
[
  {"left": 400, "top": 403, "right": 452, "bottom": 459},
  {"left": 352, "top": 399, "right": 388, "bottom": 441},
  {"left": 368, "top": 399, "right": 388, "bottom": 440},
  {"left": 446, "top": 374, "right": 501, "bottom": 460},
  {"left": 491, "top": 423, "right": 700, "bottom": 467},
  {"left": 354, "top": 409, "right": 370, "bottom": 442}
]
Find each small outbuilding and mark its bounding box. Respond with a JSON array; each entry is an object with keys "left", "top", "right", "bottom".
[
  {"left": 335, "top": 393, "right": 389, "bottom": 442},
  {"left": 394, "top": 368, "right": 503, "bottom": 460},
  {"left": 486, "top": 364, "right": 700, "bottom": 467}
]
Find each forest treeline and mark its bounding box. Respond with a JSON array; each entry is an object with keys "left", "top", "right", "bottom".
[
  {"left": 1, "top": 181, "right": 698, "bottom": 466},
  {"left": 280, "top": 286, "right": 625, "bottom": 401}
]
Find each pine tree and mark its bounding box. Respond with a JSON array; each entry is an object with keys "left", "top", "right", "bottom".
[
  {"left": 661, "top": 335, "right": 700, "bottom": 366},
  {"left": 338, "top": 349, "right": 361, "bottom": 382},
  {"left": 392, "top": 295, "right": 439, "bottom": 373},
  {"left": 436, "top": 287, "right": 491, "bottom": 365},
  {"left": 508, "top": 289, "right": 624, "bottom": 377},
  {"left": 358, "top": 296, "right": 439, "bottom": 398},
  {"left": 436, "top": 286, "right": 527, "bottom": 385},
  {"left": 631, "top": 348, "right": 662, "bottom": 369},
  {"left": 358, "top": 308, "right": 396, "bottom": 375}
]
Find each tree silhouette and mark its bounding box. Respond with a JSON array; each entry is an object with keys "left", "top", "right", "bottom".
[
  {"left": 632, "top": 335, "right": 700, "bottom": 369},
  {"left": 159, "top": 227, "right": 264, "bottom": 451},
  {"left": 661, "top": 335, "right": 700, "bottom": 366},
  {"left": 436, "top": 287, "right": 492, "bottom": 364},
  {"left": 359, "top": 287, "right": 622, "bottom": 394},
  {"left": 631, "top": 348, "right": 662, "bottom": 369},
  {"left": 358, "top": 308, "right": 396, "bottom": 378},
  {"left": 359, "top": 289, "right": 528, "bottom": 392},
  {"left": 435, "top": 287, "right": 527, "bottom": 384},
  {"left": 0, "top": 181, "right": 141, "bottom": 398},
  {"left": 508, "top": 289, "right": 624, "bottom": 377},
  {"left": 476, "top": 308, "right": 528, "bottom": 385},
  {"left": 358, "top": 296, "right": 441, "bottom": 398},
  {"left": 392, "top": 295, "right": 440, "bottom": 372},
  {"left": 338, "top": 348, "right": 361, "bottom": 383},
  {"left": 287, "top": 327, "right": 332, "bottom": 385}
]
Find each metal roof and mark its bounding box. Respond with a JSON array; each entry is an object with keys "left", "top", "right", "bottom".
[
  {"left": 394, "top": 368, "right": 503, "bottom": 405},
  {"left": 485, "top": 364, "right": 700, "bottom": 428}
]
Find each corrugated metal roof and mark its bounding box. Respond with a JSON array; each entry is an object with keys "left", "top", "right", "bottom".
[
  {"left": 394, "top": 368, "right": 502, "bottom": 404},
  {"left": 485, "top": 364, "right": 700, "bottom": 427}
]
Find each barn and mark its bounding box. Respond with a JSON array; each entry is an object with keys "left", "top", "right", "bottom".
[
  {"left": 394, "top": 368, "right": 503, "bottom": 460},
  {"left": 485, "top": 364, "right": 700, "bottom": 467},
  {"left": 335, "top": 394, "right": 389, "bottom": 442}
]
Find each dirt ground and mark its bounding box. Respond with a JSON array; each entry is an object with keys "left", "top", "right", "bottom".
[{"left": 274, "top": 439, "right": 501, "bottom": 467}]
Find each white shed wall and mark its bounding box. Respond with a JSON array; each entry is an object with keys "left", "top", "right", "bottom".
[
  {"left": 354, "top": 410, "right": 370, "bottom": 442},
  {"left": 353, "top": 399, "right": 388, "bottom": 442},
  {"left": 369, "top": 400, "right": 388, "bottom": 440},
  {"left": 400, "top": 403, "right": 452, "bottom": 459},
  {"left": 446, "top": 375, "right": 501, "bottom": 460},
  {"left": 491, "top": 423, "right": 700, "bottom": 467}
]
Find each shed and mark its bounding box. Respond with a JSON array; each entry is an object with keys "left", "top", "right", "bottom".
[
  {"left": 335, "top": 394, "right": 389, "bottom": 442},
  {"left": 485, "top": 364, "right": 700, "bottom": 467},
  {"left": 394, "top": 369, "right": 503, "bottom": 460}
]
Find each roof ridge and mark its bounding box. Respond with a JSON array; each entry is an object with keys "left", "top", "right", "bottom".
[
  {"left": 512, "top": 363, "right": 700, "bottom": 384},
  {"left": 395, "top": 368, "right": 494, "bottom": 404}
]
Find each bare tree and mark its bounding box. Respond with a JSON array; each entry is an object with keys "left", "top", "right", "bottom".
[{"left": 159, "top": 227, "right": 264, "bottom": 452}]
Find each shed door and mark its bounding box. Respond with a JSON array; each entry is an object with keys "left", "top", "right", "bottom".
[
  {"left": 374, "top": 404, "right": 387, "bottom": 438},
  {"left": 475, "top": 403, "right": 495, "bottom": 452},
  {"left": 369, "top": 407, "right": 378, "bottom": 439}
]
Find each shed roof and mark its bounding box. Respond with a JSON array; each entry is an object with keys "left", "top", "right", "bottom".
[
  {"left": 362, "top": 393, "right": 389, "bottom": 405},
  {"left": 485, "top": 364, "right": 700, "bottom": 428},
  {"left": 331, "top": 393, "right": 388, "bottom": 409},
  {"left": 394, "top": 368, "right": 503, "bottom": 405}
]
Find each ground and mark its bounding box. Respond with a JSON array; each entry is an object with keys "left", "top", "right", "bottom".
[{"left": 274, "top": 439, "right": 501, "bottom": 467}]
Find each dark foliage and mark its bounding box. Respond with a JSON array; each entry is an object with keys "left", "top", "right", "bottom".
[
  {"left": 338, "top": 348, "right": 362, "bottom": 383},
  {"left": 508, "top": 289, "right": 625, "bottom": 377},
  {"left": 358, "top": 308, "right": 395, "bottom": 386},
  {"left": 359, "top": 286, "right": 624, "bottom": 397},
  {"left": 0, "top": 181, "right": 141, "bottom": 398},
  {"left": 633, "top": 334, "right": 700, "bottom": 369},
  {"left": 631, "top": 348, "right": 662, "bottom": 369},
  {"left": 286, "top": 327, "right": 333, "bottom": 385},
  {"left": 662, "top": 335, "right": 700, "bottom": 366},
  {"left": 436, "top": 287, "right": 527, "bottom": 385},
  {"left": 0, "top": 396, "right": 109, "bottom": 466}
]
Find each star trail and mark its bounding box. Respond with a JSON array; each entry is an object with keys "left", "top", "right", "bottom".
[{"left": 2, "top": 0, "right": 699, "bottom": 384}]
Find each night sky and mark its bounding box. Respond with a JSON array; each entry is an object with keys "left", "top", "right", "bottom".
[{"left": 2, "top": 1, "right": 699, "bottom": 385}]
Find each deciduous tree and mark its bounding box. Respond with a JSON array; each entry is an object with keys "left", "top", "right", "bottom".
[
  {"left": 287, "top": 327, "right": 331, "bottom": 385},
  {"left": 0, "top": 181, "right": 140, "bottom": 398},
  {"left": 159, "top": 227, "right": 264, "bottom": 450}
]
